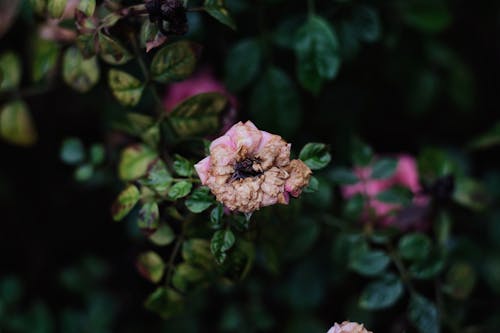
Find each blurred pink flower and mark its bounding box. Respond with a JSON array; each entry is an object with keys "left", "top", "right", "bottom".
[
  {"left": 342, "top": 155, "right": 429, "bottom": 228},
  {"left": 327, "top": 321, "right": 373, "bottom": 333},
  {"left": 194, "top": 121, "right": 312, "bottom": 213},
  {"left": 163, "top": 69, "right": 237, "bottom": 132}
]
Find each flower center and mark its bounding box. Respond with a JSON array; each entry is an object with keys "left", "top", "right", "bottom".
[{"left": 229, "top": 158, "right": 262, "bottom": 182}]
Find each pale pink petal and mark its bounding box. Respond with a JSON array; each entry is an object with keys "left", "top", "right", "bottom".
[
  {"left": 194, "top": 157, "right": 211, "bottom": 185},
  {"left": 225, "top": 121, "right": 262, "bottom": 153}
]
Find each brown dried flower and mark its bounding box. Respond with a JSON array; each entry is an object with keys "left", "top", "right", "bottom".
[{"left": 194, "top": 121, "right": 312, "bottom": 213}]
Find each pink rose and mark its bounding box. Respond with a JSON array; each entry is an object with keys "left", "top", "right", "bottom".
[
  {"left": 163, "top": 68, "right": 237, "bottom": 133},
  {"left": 194, "top": 121, "right": 312, "bottom": 213},
  {"left": 342, "top": 155, "right": 429, "bottom": 228},
  {"left": 327, "top": 321, "right": 373, "bottom": 333}
]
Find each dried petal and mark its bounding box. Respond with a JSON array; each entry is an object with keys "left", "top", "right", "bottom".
[{"left": 195, "top": 121, "right": 312, "bottom": 213}]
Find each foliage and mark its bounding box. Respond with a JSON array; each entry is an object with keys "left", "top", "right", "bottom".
[{"left": 1, "top": 0, "right": 500, "bottom": 332}]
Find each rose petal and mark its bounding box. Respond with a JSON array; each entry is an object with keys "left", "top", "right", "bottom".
[{"left": 194, "top": 156, "right": 211, "bottom": 185}]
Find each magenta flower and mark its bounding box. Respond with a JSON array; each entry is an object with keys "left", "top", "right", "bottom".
[
  {"left": 342, "top": 155, "right": 429, "bottom": 228},
  {"left": 194, "top": 121, "right": 312, "bottom": 213},
  {"left": 327, "top": 321, "right": 373, "bottom": 333}
]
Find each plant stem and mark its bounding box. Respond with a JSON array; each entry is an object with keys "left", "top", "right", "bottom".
[
  {"left": 386, "top": 242, "right": 416, "bottom": 295},
  {"left": 165, "top": 235, "right": 183, "bottom": 286}
]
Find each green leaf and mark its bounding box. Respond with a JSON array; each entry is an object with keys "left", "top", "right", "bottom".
[
  {"left": 47, "top": 0, "right": 67, "bottom": 18},
  {"left": 359, "top": 273, "right": 404, "bottom": 310},
  {"left": 182, "top": 239, "right": 214, "bottom": 270},
  {"left": 140, "top": 159, "right": 172, "bottom": 194},
  {"left": 140, "top": 20, "right": 167, "bottom": 52},
  {"left": 0, "top": 100, "right": 37, "bottom": 146},
  {"left": 443, "top": 262, "right": 476, "bottom": 300},
  {"left": 108, "top": 69, "right": 144, "bottom": 106},
  {"left": 376, "top": 186, "right": 413, "bottom": 205},
  {"left": 98, "top": 33, "right": 132, "bottom": 65},
  {"left": 249, "top": 66, "right": 301, "bottom": 137},
  {"left": 173, "top": 154, "right": 194, "bottom": 177},
  {"left": 138, "top": 202, "right": 160, "bottom": 231},
  {"left": 204, "top": 0, "right": 236, "bottom": 30},
  {"left": 409, "top": 254, "right": 444, "bottom": 280},
  {"left": 118, "top": 144, "right": 157, "bottom": 181},
  {"left": 172, "top": 263, "right": 205, "bottom": 292},
  {"left": 343, "top": 193, "right": 365, "bottom": 220},
  {"left": 89, "top": 143, "right": 105, "bottom": 165},
  {"left": 185, "top": 186, "right": 214, "bottom": 213},
  {"left": 149, "top": 223, "right": 175, "bottom": 246},
  {"left": 351, "top": 138, "right": 373, "bottom": 167},
  {"left": 225, "top": 38, "right": 262, "bottom": 91},
  {"left": 76, "top": 34, "right": 98, "bottom": 58},
  {"left": 371, "top": 158, "right": 398, "bottom": 179},
  {"left": 100, "top": 12, "right": 121, "bottom": 28},
  {"left": 401, "top": 0, "right": 452, "bottom": 34},
  {"left": 144, "top": 287, "right": 183, "bottom": 319},
  {"left": 299, "top": 143, "right": 331, "bottom": 170},
  {"left": 168, "top": 181, "right": 193, "bottom": 200},
  {"left": 0, "top": 52, "right": 21, "bottom": 92},
  {"left": 329, "top": 167, "right": 359, "bottom": 185},
  {"left": 294, "top": 15, "right": 341, "bottom": 93},
  {"left": 60, "top": 137, "right": 85, "bottom": 165},
  {"left": 468, "top": 122, "right": 500, "bottom": 150},
  {"left": 137, "top": 251, "right": 165, "bottom": 283},
  {"left": 169, "top": 92, "right": 228, "bottom": 137},
  {"left": 74, "top": 163, "right": 93, "bottom": 181},
  {"left": 78, "top": 0, "right": 95, "bottom": 16},
  {"left": 30, "top": 0, "right": 47, "bottom": 15},
  {"left": 209, "top": 204, "right": 224, "bottom": 229},
  {"left": 303, "top": 176, "right": 319, "bottom": 193},
  {"left": 350, "top": 5, "right": 381, "bottom": 42},
  {"left": 398, "top": 233, "right": 432, "bottom": 261},
  {"left": 62, "top": 47, "right": 100, "bottom": 93},
  {"left": 408, "top": 294, "right": 439, "bottom": 333},
  {"left": 111, "top": 185, "right": 140, "bottom": 221},
  {"left": 349, "top": 247, "right": 390, "bottom": 277},
  {"left": 150, "top": 41, "right": 197, "bottom": 83},
  {"left": 32, "top": 38, "right": 59, "bottom": 82},
  {"left": 211, "top": 229, "right": 235, "bottom": 264},
  {"left": 453, "top": 177, "right": 490, "bottom": 211}
]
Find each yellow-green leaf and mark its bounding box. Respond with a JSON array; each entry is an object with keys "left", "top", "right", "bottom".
[
  {"left": 137, "top": 251, "right": 165, "bottom": 283},
  {"left": 108, "top": 69, "right": 144, "bottom": 106},
  {"left": 77, "top": 0, "right": 95, "bottom": 16},
  {"left": 62, "top": 47, "right": 100, "bottom": 93},
  {"left": 98, "top": 33, "right": 132, "bottom": 65},
  {"left": 32, "top": 38, "right": 60, "bottom": 82},
  {"left": 111, "top": 184, "right": 140, "bottom": 221},
  {"left": 0, "top": 52, "right": 21, "bottom": 92},
  {"left": 150, "top": 41, "right": 197, "bottom": 83},
  {"left": 47, "top": 0, "right": 67, "bottom": 18},
  {"left": 118, "top": 144, "right": 158, "bottom": 181},
  {"left": 169, "top": 92, "right": 227, "bottom": 137},
  {"left": 0, "top": 100, "right": 37, "bottom": 146}
]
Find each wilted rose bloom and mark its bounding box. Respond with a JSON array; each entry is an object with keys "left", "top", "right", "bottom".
[
  {"left": 327, "top": 321, "right": 373, "bottom": 333},
  {"left": 194, "top": 121, "right": 312, "bottom": 213},
  {"left": 163, "top": 69, "right": 237, "bottom": 132},
  {"left": 342, "top": 155, "right": 429, "bottom": 228}
]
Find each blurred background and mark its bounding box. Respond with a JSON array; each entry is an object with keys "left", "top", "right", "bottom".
[{"left": 2, "top": 0, "right": 500, "bottom": 332}]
